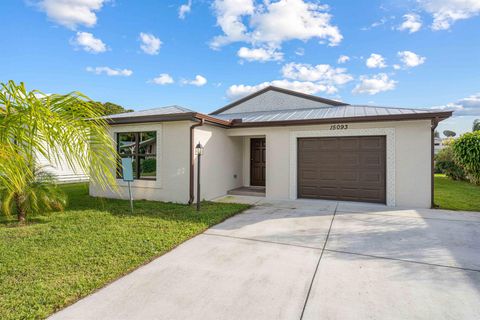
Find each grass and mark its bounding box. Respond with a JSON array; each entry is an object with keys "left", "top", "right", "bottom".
[
  {"left": 0, "top": 183, "right": 249, "bottom": 320},
  {"left": 435, "top": 174, "right": 480, "bottom": 211}
]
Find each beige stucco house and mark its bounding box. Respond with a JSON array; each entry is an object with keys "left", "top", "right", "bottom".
[{"left": 90, "top": 86, "right": 452, "bottom": 208}]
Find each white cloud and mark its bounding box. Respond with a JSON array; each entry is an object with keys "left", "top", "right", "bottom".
[
  {"left": 366, "top": 53, "right": 387, "bottom": 68},
  {"left": 398, "top": 50, "right": 426, "bottom": 68},
  {"left": 210, "top": 0, "right": 255, "bottom": 48},
  {"left": 352, "top": 73, "right": 397, "bottom": 95},
  {"left": 370, "top": 17, "right": 388, "bottom": 28},
  {"left": 295, "top": 48, "right": 305, "bottom": 56},
  {"left": 250, "top": 0, "right": 342, "bottom": 46},
  {"left": 418, "top": 0, "right": 480, "bottom": 30},
  {"left": 226, "top": 80, "right": 337, "bottom": 100},
  {"left": 139, "top": 32, "right": 162, "bottom": 55},
  {"left": 227, "top": 61, "right": 353, "bottom": 100},
  {"left": 337, "top": 55, "right": 350, "bottom": 64},
  {"left": 398, "top": 13, "right": 422, "bottom": 33},
  {"left": 86, "top": 66, "right": 132, "bottom": 76},
  {"left": 37, "top": 0, "right": 106, "bottom": 29},
  {"left": 183, "top": 75, "right": 207, "bottom": 86},
  {"left": 281, "top": 63, "right": 353, "bottom": 85},
  {"left": 237, "top": 47, "right": 283, "bottom": 62},
  {"left": 150, "top": 74, "right": 174, "bottom": 85},
  {"left": 211, "top": 0, "right": 342, "bottom": 51},
  {"left": 361, "top": 16, "right": 396, "bottom": 31},
  {"left": 393, "top": 64, "right": 401, "bottom": 70},
  {"left": 434, "top": 93, "right": 480, "bottom": 116},
  {"left": 71, "top": 32, "right": 107, "bottom": 53},
  {"left": 179, "top": 0, "right": 192, "bottom": 19}
]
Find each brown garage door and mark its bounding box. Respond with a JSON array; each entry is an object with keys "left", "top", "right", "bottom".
[{"left": 298, "top": 136, "right": 386, "bottom": 203}]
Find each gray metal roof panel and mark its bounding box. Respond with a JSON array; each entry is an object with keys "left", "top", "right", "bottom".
[
  {"left": 214, "top": 105, "right": 446, "bottom": 123},
  {"left": 104, "top": 105, "right": 195, "bottom": 119}
]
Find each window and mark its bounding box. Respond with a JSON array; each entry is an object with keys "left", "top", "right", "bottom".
[{"left": 117, "top": 131, "right": 157, "bottom": 180}]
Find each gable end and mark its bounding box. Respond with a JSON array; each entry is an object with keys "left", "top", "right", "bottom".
[{"left": 210, "top": 86, "right": 348, "bottom": 115}]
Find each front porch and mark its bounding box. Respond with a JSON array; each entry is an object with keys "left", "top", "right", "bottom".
[
  {"left": 227, "top": 186, "right": 266, "bottom": 197},
  {"left": 222, "top": 134, "right": 267, "bottom": 198}
]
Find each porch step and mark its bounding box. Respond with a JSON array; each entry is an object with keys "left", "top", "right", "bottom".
[{"left": 227, "top": 186, "right": 266, "bottom": 197}]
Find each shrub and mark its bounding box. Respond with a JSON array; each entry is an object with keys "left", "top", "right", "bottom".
[
  {"left": 435, "top": 145, "right": 466, "bottom": 180},
  {"left": 452, "top": 131, "right": 480, "bottom": 185},
  {"left": 142, "top": 158, "right": 156, "bottom": 173}
]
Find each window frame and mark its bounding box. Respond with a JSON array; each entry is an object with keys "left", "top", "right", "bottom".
[{"left": 116, "top": 131, "right": 157, "bottom": 181}]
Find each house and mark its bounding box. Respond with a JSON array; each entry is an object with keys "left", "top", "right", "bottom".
[
  {"left": 90, "top": 86, "right": 452, "bottom": 208},
  {"left": 434, "top": 137, "right": 443, "bottom": 154},
  {"left": 37, "top": 150, "right": 88, "bottom": 183},
  {"left": 434, "top": 136, "right": 454, "bottom": 155}
]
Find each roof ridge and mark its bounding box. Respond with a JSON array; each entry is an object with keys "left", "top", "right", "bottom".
[
  {"left": 132, "top": 105, "right": 195, "bottom": 113},
  {"left": 350, "top": 104, "right": 439, "bottom": 112}
]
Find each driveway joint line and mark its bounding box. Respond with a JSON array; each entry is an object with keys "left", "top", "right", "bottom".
[
  {"left": 324, "top": 249, "right": 480, "bottom": 273},
  {"left": 336, "top": 211, "right": 480, "bottom": 224},
  {"left": 299, "top": 202, "right": 339, "bottom": 320},
  {"left": 202, "top": 233, "right": 322, "bottom": 251},
  {"left": 254, "top": 205, "right": 335, "bottom": 211}
]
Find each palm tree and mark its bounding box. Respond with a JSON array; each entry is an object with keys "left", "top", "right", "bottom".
[
  {"left": 473, "top": 119, "right": 480, "bottom": 132},
  {"left": 0, "top": 80, "right": 116, "bottom": 223}
]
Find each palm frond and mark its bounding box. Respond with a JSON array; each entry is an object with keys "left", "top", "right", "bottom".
[{"left": 0, "top": 80, "right": 117, "bottom": 219}]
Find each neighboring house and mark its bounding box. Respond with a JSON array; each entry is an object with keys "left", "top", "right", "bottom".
[
  {"left": 90, "top": 86, "right": 452, "bottom": 208},
  {"left": 434, "top": 137, "right": 455, "bottom": 155},
  {"left": 37, "top": 150, "right": 88, "bottom": 183},
  {"left": 434, "top": 137, "right": 444, "bottom": 154}
]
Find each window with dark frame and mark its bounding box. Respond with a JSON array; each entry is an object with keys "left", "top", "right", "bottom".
[{"left": 117, "top": 131, "right": 157, "bottom": 180}]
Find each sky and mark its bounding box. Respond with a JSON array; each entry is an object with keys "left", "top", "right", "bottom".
[{"left": 1, "top": 0, "right": 480, "bottom": 136}]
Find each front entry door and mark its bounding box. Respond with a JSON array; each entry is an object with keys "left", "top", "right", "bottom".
[{"left": 250, "top": 138, "right": 266, "bottom": 186}]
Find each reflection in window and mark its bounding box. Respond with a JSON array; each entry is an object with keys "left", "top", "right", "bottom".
[{"left": 117, "top": 131, "right": 156, "bottom": 180}]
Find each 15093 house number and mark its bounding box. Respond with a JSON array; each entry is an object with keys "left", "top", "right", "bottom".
[{"left": 329, "top": 124, "right": 349, "bottom": 130}]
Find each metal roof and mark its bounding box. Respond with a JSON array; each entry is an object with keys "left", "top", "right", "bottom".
[
  {"left": 104, "top": 105, "right": 194, "bottom": 119},
  {"left": 213, "top": 105, "right": 445, "bottom": 123},
  {"left": 100, "top": 86, "right": 452, "bottom": 126}
]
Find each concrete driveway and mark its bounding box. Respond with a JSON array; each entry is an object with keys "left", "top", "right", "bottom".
[{"left": 51, "top": 198, "right": 480, "bottom": 320}]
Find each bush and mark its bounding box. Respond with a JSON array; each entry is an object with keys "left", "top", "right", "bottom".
[
  {"left": 435, "top": 146, "right": 466, "bottom": 180},
  {"left": 142, "top": 158, "right": 156, "bottom": 173},
  {"left": 452, "top": 131, "right": 480, "bottom": 185}
]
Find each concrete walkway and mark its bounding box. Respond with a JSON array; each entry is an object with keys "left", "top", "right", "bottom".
[{"left": 51, "top": 198, "right": 480, "bottom": 320}]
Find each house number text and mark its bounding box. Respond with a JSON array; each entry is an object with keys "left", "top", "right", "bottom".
[{"left": 329, "top": 124, "right": 349, "bottom": 130}]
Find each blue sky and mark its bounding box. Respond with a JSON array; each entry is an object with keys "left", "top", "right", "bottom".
[{"left": 2, "top": 0, "right": 480, "bottom": 135}]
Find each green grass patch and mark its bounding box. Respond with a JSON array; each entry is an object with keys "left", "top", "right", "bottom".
[
  {"left": 0, "top": 183, "right": 250, "bottom": 320},
  {"left": 435, "top": 174, "right": 480, "bottom": 211}
]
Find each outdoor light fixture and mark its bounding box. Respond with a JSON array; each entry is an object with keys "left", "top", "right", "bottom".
[
  {"left": 195, "top": 142, "right": 204, "bottom": 155},
  {"left": 195, "top": 142, "right": 204, "bottom": 211}
]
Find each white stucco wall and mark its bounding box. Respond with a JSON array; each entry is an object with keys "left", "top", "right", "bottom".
[
  {"left": 194, "top": 124, "right": 243, "bottom": 200},
  {"left": 227, "top": 119, "right": 432, "bottom": 208},
  {"left": 90, "top": 118, "right": 433, "bottom": 208},
  {"left": 89, "top": 121, "right": 191, "bottom": 203}
]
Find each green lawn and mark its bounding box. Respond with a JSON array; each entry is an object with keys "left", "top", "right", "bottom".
[
  {"left": 435, "top": 174, "right": 480, "bottom": 211},
  {"left": 0, "top": 183, "right": 249, "bottom": 320}
]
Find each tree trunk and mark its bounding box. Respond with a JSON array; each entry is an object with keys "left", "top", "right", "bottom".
[{"left": 14, "top": 193, "right": 26, "bottom": 224}]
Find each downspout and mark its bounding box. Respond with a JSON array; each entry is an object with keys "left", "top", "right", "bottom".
[
  {"left": 189, "top": 118, "right": 204, "bottom": 204},
  {"left": 431, "top": 117, "right": 439, "bottom": 208}
]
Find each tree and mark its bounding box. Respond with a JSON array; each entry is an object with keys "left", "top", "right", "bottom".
[
  {"left": 0, "top": 81, "right": 117, "bottom": 223},
  {"left": 452, "top": 131, "right": 480, "bottom": 185},
  {"left": 434, "top": 130, "right": 440, "bottom": 138},
  {"left": 98, "top": 102, "right": 133, "bottom": 116},
  {"left": 443, "top": 130, "right": 456, "bottom": 137},
  {"left": 473, "top": 119, "right": 480, "bottom": 132}
]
